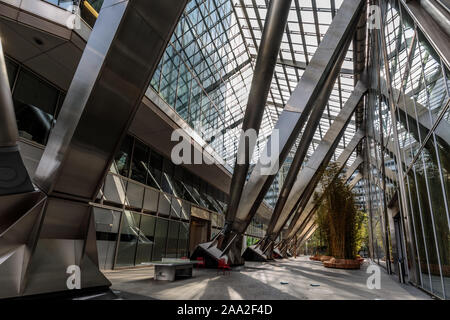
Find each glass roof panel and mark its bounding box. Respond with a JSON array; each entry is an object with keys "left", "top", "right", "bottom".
[{"left": 150, "top": 0, "right": 359, "bottom": 205}]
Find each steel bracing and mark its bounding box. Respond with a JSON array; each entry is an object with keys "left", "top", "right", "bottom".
[
  {"left": 229, "top": 0, "right": 365, "bottom": 243},
  {"left": 222, "top": 0, "right": 293, "bottom": 251},
  {"left": 261, "top": 80, "right": 367, "bottom": 254},
  {"left": 0, "top": 0, "right": 188, "bottom": 298}
]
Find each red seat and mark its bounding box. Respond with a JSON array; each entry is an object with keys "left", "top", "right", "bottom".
[
  {"left": 196, "top": 257, "right": 205, "bottom": 268},
  {"left": 180, "top": 256, "right": 188, "bottom": 260},
  {"left": 217, "top": 258, "right": 231, "bottom": 275}
]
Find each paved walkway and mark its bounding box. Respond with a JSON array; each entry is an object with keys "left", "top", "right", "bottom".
[{"left": 102, "top": 256, "right": 431, "bottom": 300}]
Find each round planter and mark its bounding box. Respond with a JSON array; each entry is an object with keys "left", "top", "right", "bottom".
[
  {"left": 323, "top": 258, "right": 361, "bottom": 269},
  {"left": 309, "top": 255, "right": 322, "bottom": 261},
  {"left": 319, "top": 255, "right": 333, "bottom": 262}
]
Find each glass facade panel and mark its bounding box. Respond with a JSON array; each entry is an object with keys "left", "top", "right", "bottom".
[
  {"left": 94, "top": 207, "right": 121, "bottom": 270},
  {"left": 366, "top": 0, "right": 450, "bottom": 299},
  {"left": 166, "top": 220, "right": 180, "bottom": 258},
  {"left": 130, "top": 139, "right": 149, "bottom": 184},
  {"left": 158, "top": 193, "right": 171, "bottom": 216},
  {"left": 407, "top": 169, "right": 433, "bottom": 292},
  {"left": 126, "top": 181, "right": 144, "bottom": 209},
  {"left": 153, "top": 218, "right": 169, "bottom": 261},
  {"left": 135, "top": 215, "right": 156, "bottom": 266},
  {"left": 143, "top": 188, "right": 159, "bottom": 213},
  {"left": 113, "top": 135, "right": 132, "bottom": 177},
  {"left": 116, "top": 211, "right": 141, "bottom": 267},
  {"left": 178, "top": 222, "right": 189, "bottom": 258},
  {"left": 12, "top": 69, "right": 59, "bottom": 145}
]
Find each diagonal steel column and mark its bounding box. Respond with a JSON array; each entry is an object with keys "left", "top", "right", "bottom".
[
  {"left": 16, "top": 0, "right": 189, "bottom": 298},
  {"left": 264, "top": 81, "right": 367, "bottom": 248},
  {"left": 387, "top": 83, "right": 450, "bottom": 148},
  {"left": 369, "top": 155, "right": 397, "bottom": 183},
  {"left": 259, "top": 34, "right": 352, "bottom": 250},
  {"left": 230, "top": 0, "right": 365, "bottom": 239},
  {"left": 343, "top": 156, "right": 364, "bottom": 183},
  {"left": 35, "top": 0, "right": 188, "bottom": 199},
  {"left": 284, "top": 130, "right": 365, "bottom": 241},
  {"left": 348, "top": 172, "right": 363, "bottom": 189},
  {"left": 297, "top": 223, "right": 318, "bottom": 248},
  {"left": 222, "top": 0, "right": 293, "bottom": 248},
  {"left": 0, "top": 40, "right": 33, "bottom": 196},
  {"left": 288, "top": 162, "right": 363, "bottom": 247},
  {"left": 294, "top": 215, "right": 316, "bottom": 245}
]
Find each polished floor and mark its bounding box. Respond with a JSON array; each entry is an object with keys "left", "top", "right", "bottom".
[{"left": 102, "top": 256, "right": 431, "bottom": 300}]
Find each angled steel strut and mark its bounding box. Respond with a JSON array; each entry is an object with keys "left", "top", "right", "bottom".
[
  {"left": 232, "top": 0, "right": 366, "bottom": 247},
  {"left": 0, "top": 40, "right": 34, "bottom": 196},
  {"left": 0, "top": 0, "right": 188, "bottom": 299},
  {"left": 258, "top": 36, "right": 356, "bottom": 254},
  {"left": 219, "top": 0, "right": 293, "bottom": 252}
]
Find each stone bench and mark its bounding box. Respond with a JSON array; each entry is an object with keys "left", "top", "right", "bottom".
[{"left": 150, "top": 260, "right": 198, "bottom": 281}]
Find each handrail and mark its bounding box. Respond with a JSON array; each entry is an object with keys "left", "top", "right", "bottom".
[{"left": 83, "top": 0, "right": 99, "bottom": 18}]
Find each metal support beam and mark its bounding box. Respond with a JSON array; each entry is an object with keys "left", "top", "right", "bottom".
[
  {"left": 223, "top": 0, "right": 293, "bottom": 250},
  {"left": 400, "top": 0, "right": 450, "bottom": 69},
  {"left": 284, "top": 129, "right": 365, "bottom": 240},
  {"left": 349, "top": 172, "right": 363, "bottom": 190},
  {"left": 379, "top": 0, "right": 417, "bottom": 283},
  {"left": 344, "top": 156, "right": 364, "bottom": 183},
  {"left": 272, "top": 82, "right": 366, "bottom": 244},
  {"left": 260, "top": 34, "right": 353, "bottom": 250},
  {"left": 390, "top": 85, "right": 450, "bottom": 148},
  {"left": 250, "top": 54, "right": 354, "bottom": 74},
  {"left": 369, "top": 155, "right": 397, "bottom": 183},
  {"left": 0, "top": 39, "right": 33, "bottom": 195},
  {"left": 291, "top": 162, "right": 363, "bottom": 247},
  {"left": 231, "top": 0, "right": 365, "bottom": 239},
  {"left": 2, "top": 0, "right": 189, "bottom": 299}
]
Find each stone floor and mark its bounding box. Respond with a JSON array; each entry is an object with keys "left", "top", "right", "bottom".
[{"left": 102, "top": 256, "right": 432, "bottom": 300}]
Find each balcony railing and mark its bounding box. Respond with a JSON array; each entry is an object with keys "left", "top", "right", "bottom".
[{"left": 44, "top": 0, "right": 102, "bottom": 28}]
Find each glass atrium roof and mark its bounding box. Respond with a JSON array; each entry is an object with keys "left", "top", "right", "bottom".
[{"left": 150, "top": 0, "right": 361, "bottom": 202}]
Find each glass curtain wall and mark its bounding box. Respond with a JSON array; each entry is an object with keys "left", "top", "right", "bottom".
[
  {"left": 112, "top": 209, "right": 190, "bottom": 268},
  {"left": 150, "top": 0, "right": 255, "bottom": 168},
  {"left": 5, "top": 57, "right": 64, "bottom": 146},
  {"left": 109, "top": 134, "right": 228, "bottom": 213},
  {"left": 367, "top": 0, "right": 450, "bottom": 299}
]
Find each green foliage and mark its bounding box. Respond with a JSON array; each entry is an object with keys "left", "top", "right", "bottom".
[
  {"left": 246, "top": 236, "right": 259, "bottom": 247},
  {"left": 354, "top": 211, "right": 369, "bottom": 254},
  {"left": 313, "top": 163, "right": 363, "bottom": 259}
]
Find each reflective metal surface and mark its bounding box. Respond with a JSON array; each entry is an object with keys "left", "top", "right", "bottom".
[
  {"left": 35, "top": 0, "right": 189, "bottom": 200},
  {"left": 285, "top": 129, "right": 365, "bottom": 240},
  {"left": 231, "top": 0, "right": 365, "bottom": 236},
  {"left": 0, "top": 0, "right": 188, "bottom": 298},
  {"left": 0, "top": 38, "right": 33, "bottom": 195},
  {"left": 224, "top": 0, "right": 293, "bottom": 247},
  {"left": 401, "top": 0, "right": 450, "bottom": 69},
  {"left": 260, "top": 34, "right": 354, "bottom": 246},
  {"left": 349, "top": 172, "right": 363, "bottom": 190},
  {"left": 343, "top": 156, "right": 364, "bottom": 183},
  {"left": 270, "top": 81, "right": 366, "bottom": 243},
  {"left": 0, "top": 40, "right": 18, "bottom": 148}
]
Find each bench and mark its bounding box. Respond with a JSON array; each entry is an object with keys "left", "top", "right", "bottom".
[{"left": 149, "top": 259, "right": 198, "bottom": 281}]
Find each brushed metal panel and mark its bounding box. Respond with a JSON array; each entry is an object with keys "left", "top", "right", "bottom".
[
  {"left": 38, "top": 198, "right": 91, "bottom": 239},
  {"left": 232, "top": 0, "right": 365, "bottom": 235},
  {"left": 35, "top": 0, "right": 188, "bottom": 201}
]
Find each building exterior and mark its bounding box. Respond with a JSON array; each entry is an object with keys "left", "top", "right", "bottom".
[{"left": 0, "top": 0, "right": 448, "bottom": 300}]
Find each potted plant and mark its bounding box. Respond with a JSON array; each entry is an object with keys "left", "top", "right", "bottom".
[{"left": 313, "top": 163, "right": 365, "bottom": 269}]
